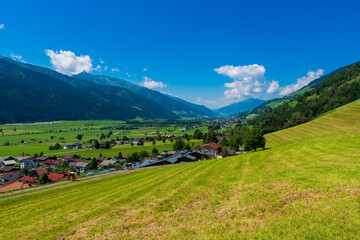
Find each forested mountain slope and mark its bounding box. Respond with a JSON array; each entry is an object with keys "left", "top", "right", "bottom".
[
  {"left": 0, "top": 57, "right": 178, "bottom": 123},
  {"left": 251, "top": 61, "right": 360, "bottom": 133}
]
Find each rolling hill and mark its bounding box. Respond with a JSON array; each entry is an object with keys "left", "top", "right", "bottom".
[
  {"left": 0, "top": 57, "right": 178, "bottom": 123},
  {"left": 214, "top": 98, "right": 265, "bottom": 116},
  {"left": 252, "top": 61, "right": 360, "bottom": 133},
  {"left": 2, "top": 99, "right": 360, "bottom": 239},
  {"left": 74, "top": 73, "right": 216, "bottom": 118}
]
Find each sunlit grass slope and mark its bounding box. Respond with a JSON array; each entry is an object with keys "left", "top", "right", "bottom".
[
  {"left": 1, "top": 100, "right": 360, "bottom": 239},
  {"left": 266, "top": 99, "right": 360, "bottom": 148}
]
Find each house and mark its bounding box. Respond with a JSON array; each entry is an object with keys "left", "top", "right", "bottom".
[
  {"left": 0, "top": 181, "right": 32, "bottom": 192},
  {"left": 201, "top": 143, "right": 223, "bottom": 154},
  {"left": 132, "top": 138, "right": 144, "bottom": 146},
  {"left": 63, "top": 143, "right": 83, "bottom": 150},
  {"left": 2, "top": 172, "right": 22, "bottom": 183},
  {"left": 0, "top": 166, "right": 15, "bottom": 173},
  {"left": 35, "top": 169, "right": 48, "bottom": 177},
  {"left": 19, "top": 158, "right": 39, "bottom": 169},
  {"left": 44, "top": 159, "right": 63, "bottom": 169},
  {"left": 216, "top": 136, "right": 230, "bottom": 144},
  {"left": 37, "top": 156, "right": 56, "bottom": 165},
  {"left": 62, "top": 154, "right": 77, "bottom": 161},
  {"left": 18, "top": 176, "right": 38, "bottom": 184},
  {"left": 68, "top": 161, "right": 90, "bottom": 172},
  {"left": 141, "top": 157, "right": 161, "bottom": 163},
  {"left": 1, "top": 160, "right": 17, "bottom": 168},
  {"left": 3, "top": 156, "right": 15, "bottom": 161},
  {"left": 47, "top": 173, "right": 65, "bottom": 182},
  {"left": 99, "top": 160, "right": 117, "bottom": 168},
  {"left": 122, "top": 154, "right": 130, "bottom": 159}
]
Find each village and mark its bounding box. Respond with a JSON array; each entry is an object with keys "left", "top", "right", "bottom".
[{"left": 0, "top": 121, "right": 248, "bottom": 193}]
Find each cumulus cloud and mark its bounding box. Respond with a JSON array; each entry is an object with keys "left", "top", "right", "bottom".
[
  {"left": 266, "top": 81, "right": 280, "bottom": 94},
  {"left": 10, "top": 53, "right": 25, "bottom": 62},
  {"left": 277, "top": 69, "right": 324, "bottom": 95},
  {"left": 104, "top": 66, "right": 108, "bottom": 71},
  {"left": 45, "top": 50, "right": 93, "bottom": 76},
  {"left": 0, "top": 24, "right": 4, "bottom": 30},
  {"left": 140, "top": 76, "right": 167, "bottom": 89},
  {"left": 100, "top": 59, "right": 105, "bottom": 64},
  {"left": 215, "top": 64, "right": 267, "bottom": 101},
  {"left": 126, "top": 72, "right": 131, "bottom": 77},
  {"left": 111, "top": 68, "right": 120, "bottom": 72},
  {"left": 143, "top": 68, "right": 147, "bottom": 71}
]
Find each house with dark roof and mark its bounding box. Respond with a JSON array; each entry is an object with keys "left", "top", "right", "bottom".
[
  {"left": 68, "top": 161, "right": 90, "bottom": 172},
  {"left": 20, "top": 158, "right": 39, "bottom": 169},
  {"left": 44, "top": 159, "right": 63, "bottom": 169},
  {"left": 63, "top": 143, "right": 83, "bottom": 150},
  {"left": 2, "top": 172, "right": 22, "bottom": 183},
  {"left": 1, "top": 160, "right": 17, "bottom": 168}
]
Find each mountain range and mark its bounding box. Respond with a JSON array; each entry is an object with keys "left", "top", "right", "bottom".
[{"left": 214, "top": 98, "right": 266, "bottom": 116}]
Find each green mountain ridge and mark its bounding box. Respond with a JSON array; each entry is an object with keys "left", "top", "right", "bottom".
[
  {"left": 0, "top": 57, "right": 178, "bottom": 123},
  {"left": 251, "top": 61, "right": 360, "bottom": 133},
  {"left": 74, "top": 72, "right": 216, "bottom": 118}
]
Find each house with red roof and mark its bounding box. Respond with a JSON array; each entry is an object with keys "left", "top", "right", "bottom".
[
  {"left": 18, "top": 176, "right": 38, "bottom": 183},
  {"left": 47, "top": 173, "right": 65, "bottom": 182},
  {"left": 201, "top": 143, "right": 223, "bottom": 154}
]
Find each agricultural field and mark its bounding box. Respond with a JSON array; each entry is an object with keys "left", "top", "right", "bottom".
[
  {"left": 1, "top": 100, "right": 360, "bottom": 239},
  {"left": 0, "top": 120, "right": 214, "bottom": 157}
]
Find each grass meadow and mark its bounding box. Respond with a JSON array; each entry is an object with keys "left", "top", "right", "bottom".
[{"left": 1, "top": 100, "right": 360, "bottom": 238}]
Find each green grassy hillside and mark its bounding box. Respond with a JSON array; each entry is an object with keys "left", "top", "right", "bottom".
[{"left": 1, "top": 100, "right": 360, "bottom": 239}]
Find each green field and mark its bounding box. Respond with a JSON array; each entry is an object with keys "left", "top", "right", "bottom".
[
  {"left": 2, "top": 100, "right": 360, "bottom": 239},
  {"left": 0, "top": 120, "right": 212, "bottom": 157}
]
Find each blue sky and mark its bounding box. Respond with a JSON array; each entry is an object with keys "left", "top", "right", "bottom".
[{"left": 1, "top": 0, "right": 360, "bottom": 109}]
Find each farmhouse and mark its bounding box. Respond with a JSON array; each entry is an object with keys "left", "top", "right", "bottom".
[
  {"left": 201, "top": 143, "right": 222, "bottom": 154},
  {"left": 63, "top": 143, "right": 83, "bottom": 150},
  {"left": 20, "top": 158, "right": 39, "bottom": 169},
  {"left": 68, "top": 161, "right": 90, "bottom": 172}
]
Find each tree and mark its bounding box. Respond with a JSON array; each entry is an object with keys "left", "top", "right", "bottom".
[
  {"left": 173, "top": 138, "right": 185, "bottom": 151},
  {"left": 194, "top": 129, "right": 203, "bottom": 139},
  {"left": 220, "top": 137, "right": 228, "bottom": 147},
  {"left": 4, "top": 141, "right": 10, "bottom": 146},
  {"left": 140, "top": 150, "right": 149, "bottom": 159},
  {"left": 104, "top": 141, "right": 111, "bottom": 149},
  {"left": 204, "top": 129, "right": 217, "bottom": 143},
  {"left": 76, "top": 134, "right": 83, "bottom": 141},
  {"left": 152, "top": 140, "right": 156, "bottom": 146},
  {"left": 244, "top": 128, "right": 266, "bottom": 151},
  {"left": 54, "top": 143, "right": 61, "bottom": 150},
  {"left": 49, "top": 145, "right": 54, "bottom": 150},
  {"left": 221, "top": 148, "right": 229, "bottom": 158},
  {"left": 90, "top": 158, "right": 98, "bottom": 170},
  {"left": 34, "top": 153, "right": 39, "bottom": 158},
  {"left": 94, "top": 140, "right": 100, "bottom": 149},
  {"left": 162, "top": 137, "right": 166, "bottom": 143},
  {"left": 40, "top": 152, "right": 44, "bottom": 157},
  {"left": 228, "top": 135, "right": 242, "bottom": 150},
  {"left": 39, "top": 173, "right": 50, "bottom": 184},
  {"left": 184, "top": 143, "right": 192, "bottom": 151},
  {"left": 192, "top": 145, "right": 201, "bottom": 150},
  {"left": 152, "top": 148, "right": 159, "bottom": 155}
]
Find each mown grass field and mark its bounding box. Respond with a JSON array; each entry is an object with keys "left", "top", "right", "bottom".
[{"left": 1, "top": 100, "right": 360, "bottom": 239}]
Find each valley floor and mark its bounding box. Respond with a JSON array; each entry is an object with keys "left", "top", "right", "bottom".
[{"left": 1, "top": 100, "right": 360, "bottom": 239}]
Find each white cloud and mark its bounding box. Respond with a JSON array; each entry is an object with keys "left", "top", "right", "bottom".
[
  {"left": 10, "top": 53, "right": 25, "bottom": 62},
  {"left": 266, "top": 81, "right": 280, "bottom": 94},
  {"left": 0, "top": 24, "right": 4, "bottom": 30},
  {"left": 140, "top": 76, "right": 167, "bottom": 89},
  {"left": 100, "top": 60, "right": 105, "bottom": 64},
  {"left": 111, "top": 68, "right": 120, "bottom": 72},
  {"left": 215, "top": 64, "right": 267, "bottom": 101},
  {"left": 45, "top": 50, "right": 93, "bottom": 76},
  {"left": 104, "top": 66, "right": 108, "bottom": 71},
  {"left": 94, "top": 65, "right": 102, "bottom": 71},
  {"left": 143, "top": 68, "right": 147, "bottom": 71},
  {"left": 126, "top": 72, "right": 131, "bottom": 77},
  {"left": 278, "top": 69, "right": 324, "bottom": 95}
]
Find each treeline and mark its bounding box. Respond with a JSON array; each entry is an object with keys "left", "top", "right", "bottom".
[{"left": 251, "top": 62, "right": 360, "bottom": 133}]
